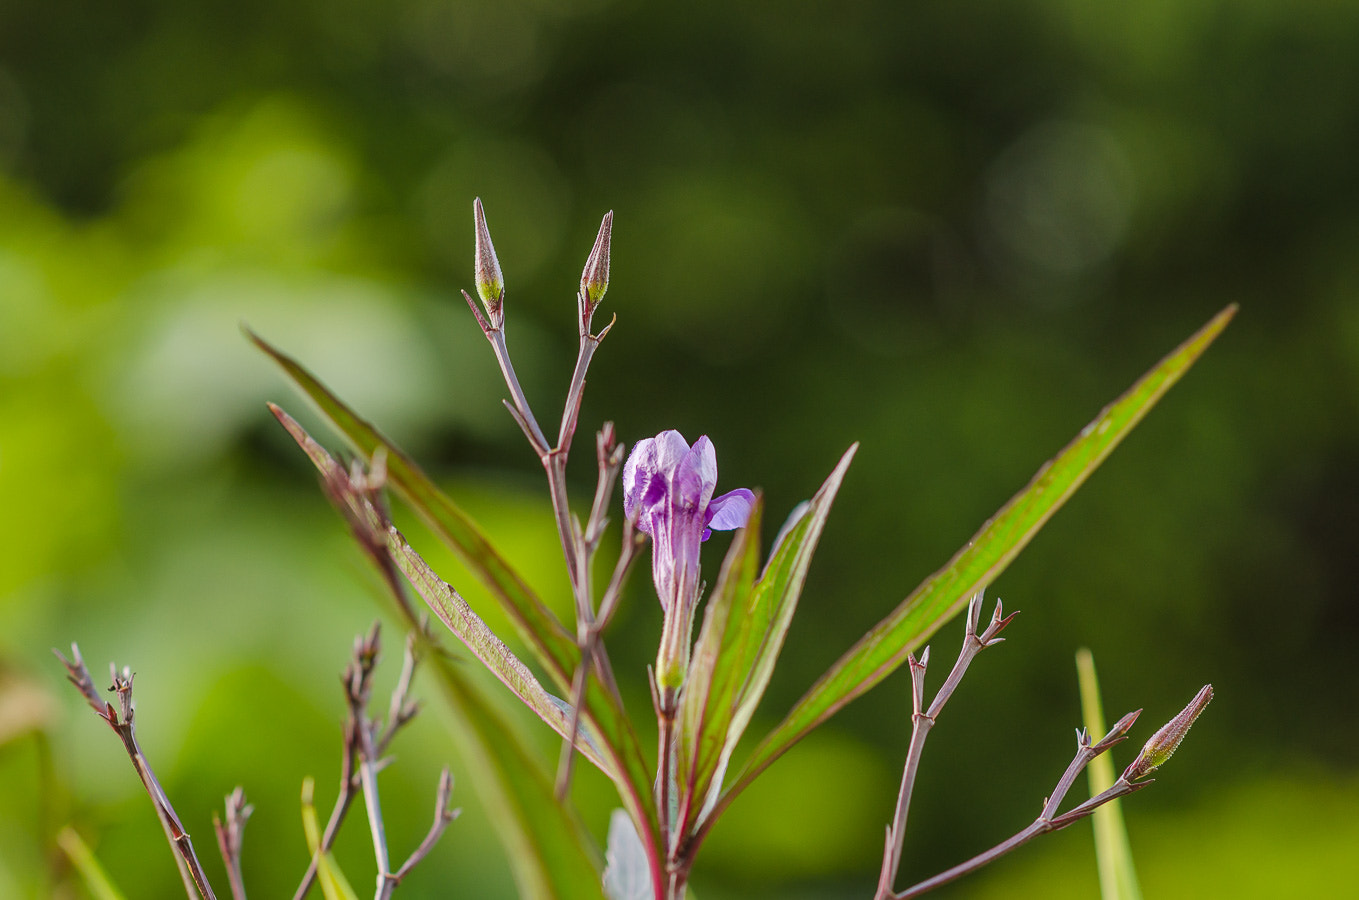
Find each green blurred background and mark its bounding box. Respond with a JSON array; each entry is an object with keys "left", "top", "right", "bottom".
[{"left": 2, "top": 0, "right": 1356, "bottom": 896}]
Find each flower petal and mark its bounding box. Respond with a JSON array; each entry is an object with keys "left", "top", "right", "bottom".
[
  {"left": 670, "top": 455, "right": 708, "bottom": 510},
  {"left": 705, "top": 488, "right": 756, "bottom": 533},
  {"left": 690, "top": 436, "right": 719, "bottom": 499},
  {"left": 651, "top": 430, "right": 693, "bottom": 471},
  {"left": 673, "top": 435, "right": 718, "bottom": 521},
  {"left": 622, "top": 437, "right": 658, "bottom": 523}
]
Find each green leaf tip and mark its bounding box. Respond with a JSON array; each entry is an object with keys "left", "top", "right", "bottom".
[{"left": 715, "top": 305, "right": 1236, "bottom": 818}]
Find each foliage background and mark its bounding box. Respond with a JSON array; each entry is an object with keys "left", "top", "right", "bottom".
[{"left": 1, "top": 1, "right": 1356, "bottom": 896}]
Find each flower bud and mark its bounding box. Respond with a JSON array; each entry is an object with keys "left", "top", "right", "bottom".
[
  {"left": 473, "top": 198, "right": 504, "bottom": 322},
  {"left": 580, "top": 210, "right": 613, "bottom": 309},
  {"left": 1123, "top": 684, "right": 1212, "bottom": 781}
]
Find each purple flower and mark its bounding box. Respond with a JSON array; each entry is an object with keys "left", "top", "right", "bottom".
[{"left": 622, "top": 430, "right": 754, "bottom": 696}]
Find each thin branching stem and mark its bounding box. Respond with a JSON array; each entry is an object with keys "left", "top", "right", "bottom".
[
  {"left": 467, "top": 276, "right": 628, "bottom": 801},
  {"left": 893, "top": 776, "right": 1153, "bottom": 898},
  {"left": 596, "top": 515, "right": 645, "bottom": 634},
  {"left": 464, "top": 214, "right": 639, "bottom": 806},
  {"left": 389, "top": 769, "right": 459, "bottom": 886},
  {"left": 213, "top": 787, "right": 252, "bottom": 900},
  {"left": 555, "top": 625, "right": 596, "bottom": 798},
  {"left": 377, "top": 635, "right": 421, "bottom": 759},
  {"left": 556, "top": 517, "right": 645, "bottom": 797},
  {"left": 337, "top": 626, "right": 395, "bottom": 900},
  {"left": 556, "top": 424, "right": 635, "bottom": 796},
  {"left": 556, "top": 335, "right": 601, "bottom": 455},
  {"left": 877, "top": 592, "right": 1016, "bottom": 899},
  {"left": 54, "top": 647, "right": 218, "bottom": 900},
  {"left": 482, "top": 323, "right": 550, "bottom": 455},
  {"left": 544, "top": 451, "right": 583, "bottom": 587},
  {"left": 361, "top": 742, "right": 392, "bottom": 900},
  {"left": 286, "top": 608, "right": 423, "bottom": 899},
  {"left": 878, "top": 650, "right": 931, "bottom": 899},
  {"left": 542, "top": 337, "right": 621, "bottom": 710},
  {"left": 891, "top": 710, "right": 1146, "bottom": 899},
  {"left": 462, "top": 213, "right": 662, "bottom": 879}
]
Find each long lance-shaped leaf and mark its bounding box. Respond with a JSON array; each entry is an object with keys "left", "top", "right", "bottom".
[
  {"left": 271, "top": 404, "right": 596, "bottom": 756},
  {"left": 716, "top": 304, "right": 1237, "bottom": 816},
  {"left": 390, "top": 527, "right": 638, "bottom": 777},
  {"left": 252, "top": 334, "right": 659, "bottom": 858},
  {"left": 247, "top": 329, "right": 579, "bottom": 689},
  {"left": 268, "top": 404, "right": 663, "bottom": 893},
  {"left": 677, "top": 445, "right": 856, "bottom": 838}
]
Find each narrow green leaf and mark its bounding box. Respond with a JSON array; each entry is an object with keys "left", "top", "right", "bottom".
[
  {"left": 719, "top": 305, "right": 1237, "bottom": 814},
  {"left": 267, "top": 402, "right": 661, "bottom": 890},
  {"left": 722, "top": 448, "right": 855, "bottom": 753},
  {"left": 676, "top": 496, "right": 764, "bottom": 831},
  {"left": 677, "top": 445, "right": 856, "bottom": 837},
  {"left": 247, "top": 329, "right": 578, "bottom": 690},
  {"left": 388, "top": 524, "right": 613, "bottom": 775},
  {"left": 56, "top": 826, "right": 128, "bottom": 900},
  {"left": 252, "top": 339, "right": 655, "bottom": 822},
  {"left": 1076, "top": 648, "right": 1143, "bottom": 900}
]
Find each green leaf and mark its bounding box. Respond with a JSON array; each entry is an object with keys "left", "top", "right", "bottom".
[
  {"left": 677, "top": 445, "right": 856, "bottom": 838},
  {"left": 717, "top": 304, "right": 1237, "bottom": 816},
  {"left": 56, "top": 826, "right": 128, "bottom": 900},
  {"left": 283, "top": 447, "right": 612, "bottom": 900},
  {"left": 266, "top": 401, "right": 661, "bottom": 891},
  {"left": 1076, "top": 648, "right": 1143, "bottom": 900},
  {"left": 247, "top": 329, "right": 578, "bottom": 691},
  {"left": 388, "top": 523, "right": 626, "bottom": 776},
  {"left": 676, "top": 496, "right": 764, "bottom": 833}
]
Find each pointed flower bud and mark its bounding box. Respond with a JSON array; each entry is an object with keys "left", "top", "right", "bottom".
[
  {"left": 473, "top": 198, "right": 504, "bottom": 324},
  {"left": 1123, "top": 684, "right": 1212, "bottom": 781},
  {"left": 580, "top": 211, "right": 613, "bottom": 310}
]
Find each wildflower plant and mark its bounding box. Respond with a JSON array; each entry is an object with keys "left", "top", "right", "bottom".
[{"left": 62, "top": 198, "right": 1231, "bottom": 899}]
